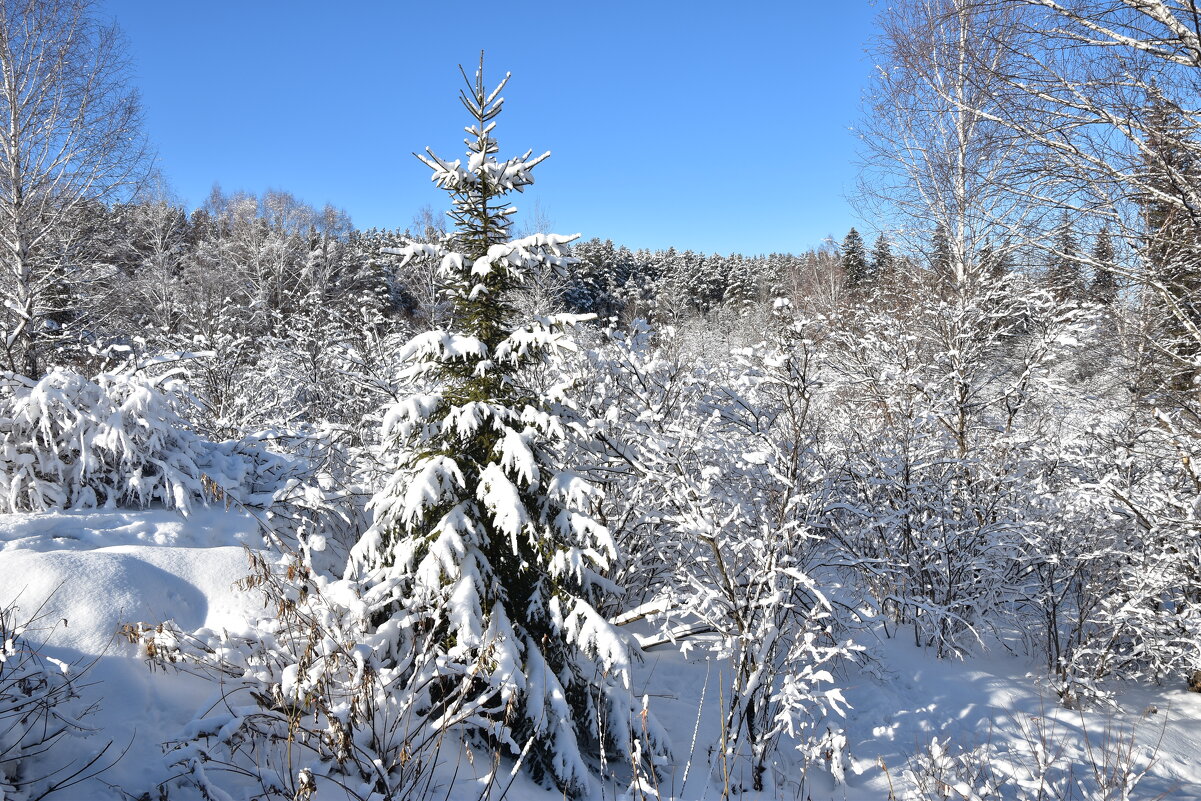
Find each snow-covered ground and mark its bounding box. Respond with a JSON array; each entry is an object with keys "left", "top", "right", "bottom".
[
  {"left": 0, "top": 509, "right": 262, "bottom": 798},
  {"left": 1, "top": 508, "right": 1198, "bottom": 800}
]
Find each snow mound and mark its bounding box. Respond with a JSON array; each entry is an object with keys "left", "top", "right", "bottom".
[
  {"left": 0, "top": 507, "right": 262, "bottom": 552},
  {"left": 0, "top": 508, "right": 264, "bottom": 800},
  {"left": 0, "top": 544, "right": 256, "bottom": 654}
]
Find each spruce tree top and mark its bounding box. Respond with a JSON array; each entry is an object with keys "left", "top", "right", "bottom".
[
  {"left": 842, "top": 227, "right": 870, "bottom": 291},
  {"left": 400, "top": 54, "right": 576, "bottom": 351},
  {"left": 419, "top": 58, "right": 546, "bottom": 257}
]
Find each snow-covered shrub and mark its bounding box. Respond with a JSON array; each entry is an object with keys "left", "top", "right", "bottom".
[
  {"left": 185, "top": 296, "right": 407, "bottom": 442},
  {"left": 904, "top": 735, "right": 1004, "bottom": 801},
  {"left": 0, "top": 368, "right": 361, "bottom": 567},
  {"left": 824, "top": 278, "right": 1087, "bottom": 657},
  {"left": 671, "top": 326, "right": 858, "bottom": 793},
  {"left": 134, "top": 552, "right": 454, "bottom": 801},
  {"left": 1047, "top": 411, "right": 1201, "bottom": 702},
  {"left": 902, "top": 709, "right": 1158, "bottom": 801},
  {"left": 246, "top": 425, "right": 375, "bottom": 577},
  {"left": 0, "top": 369, "right": 210, "bottom": 512},
  {"left": 0, "top": 601, "right": 113, "bottom": 800},
  {"left": 576, "top": 321, "right": 707, "bottom": 613},
  {"left": 588, "top": 315, "right": 860, "bottom": 793}
]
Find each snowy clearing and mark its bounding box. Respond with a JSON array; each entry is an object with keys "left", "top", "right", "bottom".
[{"left": 2, "top": 509, "right": 1198, "bottom": 800}]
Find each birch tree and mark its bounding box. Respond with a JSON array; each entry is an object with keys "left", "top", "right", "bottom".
[
  {"left": 858, "top": 0, "right": 1038, "bottom": 292},
  {"left": 0, "top": 0, "right": 147, "bottom": 378}
]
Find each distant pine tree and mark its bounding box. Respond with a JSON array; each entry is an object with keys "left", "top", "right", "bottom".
[
  {"left": 1091, "top": 226, "right": 1119, "bottom": 305},
  {"left": 726, "top": 253, "right": 757, "bottom": 307},
  {"left": 931, "top": 223, "right": 954, "bottom": 287},
  {"left": 1049, "top": 217, "right": 1084, "bottom": 301},
  {"left": 842, "top": 227, "right": 871, "bottom": 295},
  {"left": 871, "top": 233, "right": 893, "bottom": 285},
  {"left": 978, "top": 239, "right": 1012, "bottom": 284}
]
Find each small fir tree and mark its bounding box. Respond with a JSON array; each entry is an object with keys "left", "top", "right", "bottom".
[
  {"left": 841, "top": 227, "right": 871, "bottom": 295},
  {"left": 1091, "top": 226, "right": 1119, "bottom": 305},
  {"left": 870, "top": 233, "right": 893, "bottom": 284},
  {"left": 978, "top": 238, "right": 1012, "bottom": 283},
  {"left": 1049, "top": 217, "right": 1084, "bottom": 301},
  {"left": 348, "top": 57, "right": 668, "bottom": 797}
]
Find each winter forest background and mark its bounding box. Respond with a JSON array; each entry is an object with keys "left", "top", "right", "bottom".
[{"left": 3, "top": 1, "right": 1201, "bottom": 800}]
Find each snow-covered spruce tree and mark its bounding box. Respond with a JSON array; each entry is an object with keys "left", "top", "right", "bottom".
[{"left": 348, "top": 59, "right": 668, "bottom": 797}]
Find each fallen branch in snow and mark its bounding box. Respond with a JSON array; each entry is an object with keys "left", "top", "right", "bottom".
[{"left": 633, "top": 622, "right": 717, "bottom": 652}]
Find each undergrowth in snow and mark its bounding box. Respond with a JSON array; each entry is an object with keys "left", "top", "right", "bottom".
[
  {"left": 2, "top": 506, "right": 1198, "bottom": 801},
  {"left": 0, "top": 598, "right": 112, "bottom": 801}
]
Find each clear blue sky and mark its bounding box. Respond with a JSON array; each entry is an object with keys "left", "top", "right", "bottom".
[{"left": 101, "top": 1, "right": 878, "bottom": 255}]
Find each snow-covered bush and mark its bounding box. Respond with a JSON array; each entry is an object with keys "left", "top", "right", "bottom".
[
  {"left": 585, "top": 313, "right": 860, "bottom": 793},
  {"left": 0, "top": 601, "right": 113, "bottom": 800},
  {"left": 134, "top": 551, "right": 453, "bottom": 801},
  {"left": 0, "top": 369, "right": 210, "bottom": 512},
  {"left": 185, "top": 296, "right": 406, "bottom": 442},
  {"left": 575, "top": 321, "right": 706, "bottom": 612},
  {"left": 247, "top": 424, "right": 375, "bottom": 577},
  {"left": 902, "top": 709, "right": 1158, "bottom": 801},
  {"left": 1047, "top": 411, "right": 1201, "bottom": 702},
  {"left": 824, "top": 277, "right": 1088, "bottom": 657},
  {"left": 0, "top": 367, "right": 364, "bottom": 571}
]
